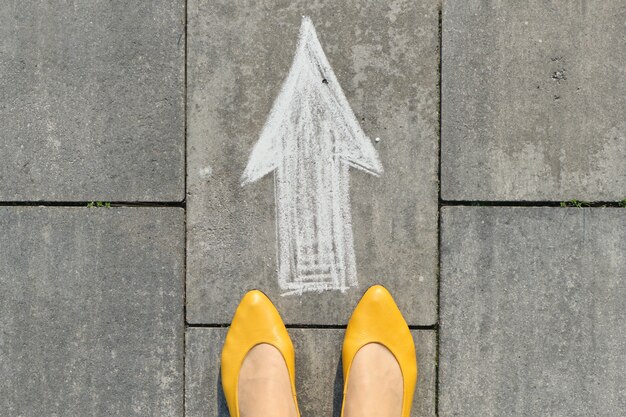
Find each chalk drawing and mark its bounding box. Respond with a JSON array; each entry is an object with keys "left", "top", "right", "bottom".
[{"left": 242, "top": 16, "right": 383, "bottom": 295}]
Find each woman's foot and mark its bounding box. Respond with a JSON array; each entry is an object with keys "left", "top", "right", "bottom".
[
  {"left": 221, "top": 291, "right": 299, "bottom": 417},
  {"left": 238, "top": 343, "right": 299, "bottom": 417},
  {"left": 341, "top": 285, "right": 417, "bottom": 417},
  {"left": 343, "top": 343, "right": 403, "bottom": 417}
]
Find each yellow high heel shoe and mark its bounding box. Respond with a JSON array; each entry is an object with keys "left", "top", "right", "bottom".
[
  {"left": 341, "top": 285, "right": 418, "bottom": 417},
  {"left": 221, "top": 290, "right": 300, "bottom": 417}
]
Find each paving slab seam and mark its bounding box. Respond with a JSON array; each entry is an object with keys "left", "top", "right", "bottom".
[
  {"left": 183, "top": 0, "right": 189, "bottom": 197},
  {"left": 186, "top": 323, "right": 438, "bottom": 330},
  {"left": 435, "top": 4, "right": 443, "bottom": 417},
  {"left": 183, "top": 1, "right": 189, "bottom": 416},
  {"left": 441, "top": 200, "right": 625, "bottom": 208},
  {"left": 0, "top": 201, "right": 186, "bottom": 207}
]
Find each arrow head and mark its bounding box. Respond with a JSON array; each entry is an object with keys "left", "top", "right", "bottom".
[{"left": 242, "top": 16, "right": 383, "bottom": 186}]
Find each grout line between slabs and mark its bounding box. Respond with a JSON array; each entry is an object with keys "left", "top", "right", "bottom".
[
  {"left": 4, "top": 200, "right": 620, "bottom": 209},
  {"left": 185, "top": 323, "right": 438, "bottom": 330},
  {"left": 0, "top": 201, "right": 186, "bottom": 207},
  {"left": 436, "top": 4, "right": 443, "bottom": 417},
  {"left": 182, "top": 0, "right": 189, "bottom": 416},
  {"left": 441, "top": 200, "right": 625, "bottom": 208}
]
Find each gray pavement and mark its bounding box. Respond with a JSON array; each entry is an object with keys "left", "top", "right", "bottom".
[
  {"left": 0, "top": 0, "right": 624, "bottom": 416},
  {"left": 441, "top": 0, "right": 626, "bottom": 201},
  {"left": 440, "top": 207, "right": 626, "bottom": 416},
  {"left": 0, "top": 208, "right": 184, "bottom": 416},
  {"left": 0, "top": 1, "right": 185, "bottom": 201},
  {"left": 186, "top": 0, "right": 440, "bottom": 326}
]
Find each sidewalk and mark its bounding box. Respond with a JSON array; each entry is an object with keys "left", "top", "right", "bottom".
[{"left": 0, "top": 1, "right": 624, "bottom": 416}]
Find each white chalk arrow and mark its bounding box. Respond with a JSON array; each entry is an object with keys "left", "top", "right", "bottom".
[{"left": 242, "top": 16, "right": 383, "bottom": 295}]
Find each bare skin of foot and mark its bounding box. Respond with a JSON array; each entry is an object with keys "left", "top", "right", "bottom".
[
  {"left": 238, "top": 343, "right": 298, "bottom": 417},
  {"left": 343, "top": 343, "right": 403, "bottom": 417}
]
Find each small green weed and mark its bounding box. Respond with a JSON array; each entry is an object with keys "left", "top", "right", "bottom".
[
  {"left": 87, "top": 201, "right": 111, "bottom": 208},
  {"left": 559, "top": 199, "right": 589, "bottom": 208}
]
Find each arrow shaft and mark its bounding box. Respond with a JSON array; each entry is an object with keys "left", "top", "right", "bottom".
[{"left": 275, "top": 124, "right": 355, "bottom": 293}]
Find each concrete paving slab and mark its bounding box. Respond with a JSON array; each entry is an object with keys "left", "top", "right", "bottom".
[
  {"left": 0, "top": 1, "right": 185, "bottom": 201},
  {"left": 187, "top": 0, "right": 439, "bottom": 326},
  {"left": 185, "top": 327, "right": 436, "bottom": 417},
  {"left": 439, "top": 207, "right": 626, "bottom": 416},
  {"left": 441, "top": 0, "right": 626, "bottom": 201},
  {"left": 0, "top": 207, "right": 184, "bottom": 416}
]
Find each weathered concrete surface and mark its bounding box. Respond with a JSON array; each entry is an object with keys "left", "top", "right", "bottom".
[
  {"left": 187, "top": 0, "right": 439, "bottom": 325},
  {"left": 0, "top": 208, "right": 184, "bottom": 416},
  {"left": 186, "top": 328, "right": 436, "bottom": 417},
  {"left": 0, "top": 1, "right": 185, "bottom": 201},
  {"left": 440, "top": 207, "right": 626, "bottom": 416},
  {"left": 441, "top": 0, "right": 626, "bottom": 201}
]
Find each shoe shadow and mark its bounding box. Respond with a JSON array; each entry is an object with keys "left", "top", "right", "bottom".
[
  {"left": 331, "top": 358, "right": 344, "bottom": 417},
  {"left": 217, "top": 368, "right": 229, "bottom": 417}
]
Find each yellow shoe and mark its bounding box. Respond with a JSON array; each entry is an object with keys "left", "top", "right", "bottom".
[
  {"left": 341, "top": 285, "right": 418, "bottom": 417},
  {"left": 221, "top": 290, "right": 300, "bottom": 417}
]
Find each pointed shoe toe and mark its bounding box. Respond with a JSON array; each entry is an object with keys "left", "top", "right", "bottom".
[
  {"left": 221, "top": 290, "right": 299, "bottom": 417},
  {"left": 341, "top": 285, "right": 418, "bottom": 417}
]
